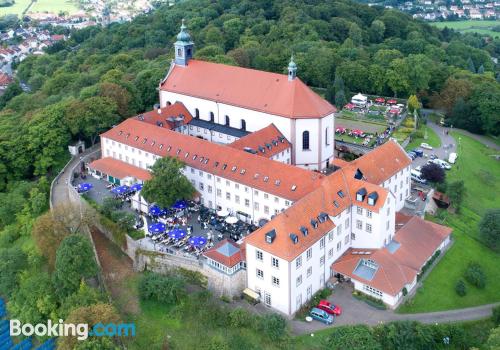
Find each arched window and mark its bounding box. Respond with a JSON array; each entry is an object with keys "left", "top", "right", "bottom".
[
  {"left": 325, "top": 127, "right": 330, "bottom": 145},
  {"left": 225, "top": 115, "right": 230, "bottom": 126},
  {"left": 241, "top": 119, "right": 246, "bottom": 131},
  {"left": 302, "top": 131, "right": 310, "bottom": 150},
  {"left": 210, "top": 112, "right": 214, "bottom": 122},
  {"left": 177, "top": 48, "right": 182, "bottom": 56},
  {"left": 195, "top": 108, "right": 199, "bottom": 118}
]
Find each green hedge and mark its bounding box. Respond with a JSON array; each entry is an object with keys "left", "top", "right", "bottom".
[
  {"left": 295, "top": 288, "right": 333, "bottom": 319},
  {"left": 417, "top": 250, "right": 440, "bottom": 281},
  {"left": 352, "top": 291, "right": 387, "bottom": 310}
]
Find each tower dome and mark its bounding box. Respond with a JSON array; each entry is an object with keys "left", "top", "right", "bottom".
[
  {"left": 176, "top": 19, "right": 192, "bottom": 42},
  {"left": 288, "top": 55, "right": 297, "bottom": 81},
  {"left": 174, "top": 19, "right": 194, "bottom": 66}
]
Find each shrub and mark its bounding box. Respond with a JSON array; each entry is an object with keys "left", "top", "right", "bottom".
[
  {"left": 295, "top": 288, "right": 332, "bottom": 319},
  {"left": 479, "top": 209, "right": 500, "bottom": 252},
  {"left": 417, "top": 250, "right": 440, "bottom": 281},
  {"left": 492, "top": 306, "right": 500, "bottom": 326},
  {"left": 229, "top": 308, "right": 254, "bottom": 328},
  {"left": 138, "top": 272, "right": 186, "bottom": 304},
  {"left": 258, "top": 314, "right": 287, "bottom": 341},
  {"left": 464, "top": 262, "right": 486, "bottom": 289},
  {"left": 220, "top": 295, "right": 231, "bottom": 303},
  {"left": 455, "top": 279, "right": 467, "bottom": 296}
]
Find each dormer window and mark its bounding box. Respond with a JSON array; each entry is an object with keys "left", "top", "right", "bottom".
[
  {"left": 142, "top": 138, "right": 147, "bottom": 144},
  {"left": 134, "top": 136, "right": 139, "bottom": 141},
  {"left": 311, "top": 219, "right": 318, "bottom": 229},
  {"left": 185, "top": 152, "right": 189, "bottom": 158},
  {"left": 222, "top": 164, "right": 227, "bottom": 170},
  {"left": 275, "top": 180, "right": 281, "bottom": 186},
  {"left": 356, "top": 188, "right": 367, "bottom": 202},
  {"left": 119, "top": 131, "right": 123, "bottom": 135},
  {"left": 368, "top": 192, "right": 379, "bottom": 206},
  {"left": 333, "top": 200, "right": 339, "bottom": 208},
  {"left": 167, "top": 146, "right": 172, "bottom": 152},
  {"left": 337, "top": 190, "right": 344, "bottom": 198},
  {"left": 291, "top": 185, "right": 297, "bottom": 191},
  {"left": 159, "top": 144, "right": 164, "bottom": 149},
  {"left": 176, "top": 148, "right": 181, "bottom": 155},
  {"left": 192, "top": 155, "right": 197, "bottom": 160},
  {"left": 151, "top": 141, "right": 155, "bottom": 146},
  {"left": 254, "top": 173, "right": 259, "bottom": 179},
  {"left": 263, "top": 176, "right": 269, "bottom": 182},
  {"left": 240, "top": 169, "right": 246, "bottom": 175},
  {"left": 290, "top": 234, "right": 298, "bottom": 244},
  {"left": 265, "top": 229, "right": 276, "bottom": 244},
  {"left": 204, "top": 158, "right": 209, "bottom": 164},
  {"left": 300, "top": 226, "right": 308, "bottom": 236}
]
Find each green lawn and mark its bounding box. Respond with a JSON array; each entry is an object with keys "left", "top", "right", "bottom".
[
  {"left": 29, "top": 0, "right": 79, "bottom": 14},
  {"left": 404, "top": 124, "right": 441, "bottom": 151},
  {"left": 398, "top": 131, "right": 500, "bottom": 313},
  {"left": 0, "top": 0, "right": 31, "bottom": 16},
  {"left": 432, "top": 20, "right": 500, "bottom": 38}
]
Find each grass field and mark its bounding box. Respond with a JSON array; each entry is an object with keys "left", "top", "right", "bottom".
[
  {"left": 0, "top": 0, "right": 79, "bottom": 16},
  {"left": 404, "top": 124, "right": 441, "bottom": 151},
  {"left": 28, "top": 0, "right": 79, "bottom": 14},
  {"left": 0, "top": 0, "right": 31, "bottom": 16},
  {"left": 432, "top": 20, "right": 500, "bottom": 38},
  {"left": 335, "top": 117, "right": 387, "bottom": 134},
  {"left": 398, "top": 131, "right": 500, "bottom": 313}
]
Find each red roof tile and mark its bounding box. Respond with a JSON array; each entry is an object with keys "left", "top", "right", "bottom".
[
  {"left": 161, "top": 60, "right": 336, "bottom": 119},
  {"left": 88, "top": 157, "right": 151, "bottom": 181},
  {"left": 0, "top": 73, "right": 12, "bottom": 86},
  {"left": 136, "top": 102, "right": 192, "bottom": 129},
  {"left": 100, "top": 118, "right": 324, "bottom": 201},
  {"left": 203, "top": 239, "right": 245, "bottom": 268},
  {"left": 228, "top": 123, "right": 291, "bottom": 159},
  {"left": 332, "top": 214, "right": 451, "bottom": 296}
]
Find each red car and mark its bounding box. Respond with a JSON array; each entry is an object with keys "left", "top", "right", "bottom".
[{"left": 317, "top": 300, "right": 342, "bottom": 316}]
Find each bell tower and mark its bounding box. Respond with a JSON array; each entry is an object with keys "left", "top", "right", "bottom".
[
  {"left": 174, "top": 19, "right": 194, "bottom": 66},
  {"left": 288, "top": 55, "right": 297, "bottom": 81}
]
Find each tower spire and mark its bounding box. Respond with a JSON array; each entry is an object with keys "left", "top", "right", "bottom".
[
  {"left": 288, "top": 54, "right": 297, "bottom": 81},
  {"left": 174, "top": 19, "right": 194, "bottom": 66}
]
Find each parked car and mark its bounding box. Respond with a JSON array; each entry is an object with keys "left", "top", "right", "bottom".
[
  {"left": 420, "top": 142, "right": 433, "bottom": 150},
  {"left": 429, "top": 154, "right": 438, "bottom": 160},
  {"left": 407, "top": 152, "right": 417, "bottom": 160},
  {"left": 411, "top": 169, "right": 427, "bottom": 184},
  {"left": 428, "top": 159, "right": 451, "bottom": 170},
  {"left": 412, "top": 149, "right": 424, "bottom": 157},
  {"left": 317, "top": 300, "right": 342, "bottom": 316},
  {"left": 310, "top": 307, "right": 334, "bottom": 325},
  {"left": 448, "top": 152, "right": 457, "bottom": 164}
]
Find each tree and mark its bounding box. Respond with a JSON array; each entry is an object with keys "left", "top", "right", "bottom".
[
  {"left": 141, "top": 157, "right": 196, "bottom": 208},
  {"left": 369, "top": 20, "right": 385, "bottom": 43},
  {"left": 32, "top": 211, "right": 71, "bottom": 268},
  {"left": 53, "top": 234, "right": 98, "bottom": 298},
  {"left": 138, "top": 273, "right": 186, "bottom": 305},
  {"left": 467, "top": 57, "right": 476, "bottom": 73},
  {"left": 59, "top": 281, "right": 105, "bottom": 318},
  {"left": 0, "top": 247, "right": 27, "bottom": 295},
  {"left": 335, "top": 89, "right": 347, "bottom": 108},
  {"left": 455, "top": 279, "right": 467, "bottom": 296},
  {"left": 407, "top": 95, "right": 420, "bottom": 113},
  {"left": 479, "top": 209, "right": 500, "bottom": 252},
  {"left": 324, "top": 325, "right": 382, "bottom": 350},
  {"left": 477, "top": 64, "right": 485, "bottom": 74},
  {"left": 258, "top": 314, "right": 288, "bottom": 341},
  {"left": 421, "top": 163, "right": 445, "bottom": 183},
  {"left": 485, "top": 326, "right": 500, "bottom": 350},
  {"left": 447, "top": 180, "right": 465, "bottom": 211},
  {"left": 464, "top": 262, "right": 486, "bottom": 289},
  {"left": 386, "top": 58, "right": 410, "bottom": 97}
]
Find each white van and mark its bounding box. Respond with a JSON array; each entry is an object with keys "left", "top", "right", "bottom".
[
  {"left": 411, "top": 169, "right": 427, "bottom": 184},
  {"left": 448, "top": 152, "right": 457, "bottom": 164},
  {"left": 428, "top": 159, "right": 451, "bottom": 170}
]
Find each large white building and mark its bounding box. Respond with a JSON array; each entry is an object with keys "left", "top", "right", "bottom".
[{"left": 88, "top": 21, "right": 451, "bottom": 315}]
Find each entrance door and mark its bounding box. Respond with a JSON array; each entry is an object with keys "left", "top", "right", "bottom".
[{"left": 264, "top": 292, "right": 271, "bottom": 307}]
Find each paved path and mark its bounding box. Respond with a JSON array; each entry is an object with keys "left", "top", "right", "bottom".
[
  {"left": 50, "top": 144, "right": 100, "bottom": 208},
  {"left": 291, "top": 284, "right": 500, "bottom": 335}
]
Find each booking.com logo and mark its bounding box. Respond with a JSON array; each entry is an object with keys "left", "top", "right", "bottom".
[{"left": 10, "top": 319, "right": 136, "bottom": 341}]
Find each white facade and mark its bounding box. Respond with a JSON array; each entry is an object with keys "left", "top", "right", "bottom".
[
  {"left": 381, "top": 165, "right": 411, "bottom": 211},
  {"left": 160, "top": 90, "right": 335, "bottom": 170}
]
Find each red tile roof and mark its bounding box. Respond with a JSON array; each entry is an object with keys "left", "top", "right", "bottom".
[
  {"left": 0, "top": 73, "right": 12, "bottom": 86},
  {"left": 88, "top": 157, "right": 151, "bottom": 181},
  {"left": 160, "top": 60, "right": 336, "bottom": 119},
  {"left": 228, "top": 124, "right": 291, "bottom": 159},
  {"left": 347, "top": 140, "right": 412, "bottom": 185},
  {"left": 203, "top": 239, "right": 245, "bottom": 268},
  {"left": 100, "top": 118, "right": 324, "bottom": 201},
  {"left": 332, "top": 214, "right": 451, "bottom": 296},
  {"left": 244, "top": 170, "right": 388, "bottom": 262},
  {"left": 136, "top": 102, "right": 192, "bottom": 129}
]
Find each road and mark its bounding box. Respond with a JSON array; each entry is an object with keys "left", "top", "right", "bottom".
[{"left": 50, "top": 144, "right": 100, "bottom": 208}]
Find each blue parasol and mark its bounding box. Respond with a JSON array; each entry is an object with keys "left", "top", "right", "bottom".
[
  {"left": 171, "top": 200, "right": 187, "bottom": 210},
  {"left": 77, "top": 183, "right": 93, "bottom": 192},
  {"left": 148, "top": 222, "right": 166, "bottom": 234},
  {"left": 149, "top": 205, "right": 162, "bottom": 216},
  {"left": 189, "top": 236, "right": 207, "bottom": 247},
  {"left": 130, "top": 183, "right": 143, "bottom": 192},
  {"left": 111, "top": 185, "right": 130, "bottom": 195},
  {"left": 168, "top": 228, "right": 187, "bottom": 240}
]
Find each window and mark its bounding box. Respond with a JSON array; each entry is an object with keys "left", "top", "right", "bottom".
[
  {"left": 272, "top": 276, "right": 280, "bottom": 287},
  {"left": 296, "top": 275, "right": 302, "bottom": 286},
  {"left": 306, "top": 248, "right": 312, "bottom": 260},
  {"left": 329, "top": 231, "right": 334, "bottom": 241},
  {"left": 337, "top": 224, "right": 342, "bottom": 236},
  {"left": 345, "top": 218, "right": 350, "bottom": 229},
  {"left": 245, "top": 199, "right": 250, "bottom": 207},
  {"left": 264, "top": 292, "right": 271, "bottom": 306},
  {"left": 226, "top": 192, "right": 231, "bottom": 200},
  {"left": 356, "top": 220, "right": 363, "bottom": 229},
  {"left": 363, "top": 285, "right": 383, "bottom": 298},
  {"left": 320, "top": 237, "right": 325, "bottom": 248},
  {"left": 366, "top": 223, "right": 372, "bottom": 233},
  {"left": 241, "top": 119, "right": 246, "bottom": 131},
  {"left": 210, "top": 112, "right": 214, "bottom": 122},
  {"left": 225, "top": 115, "right": 230, "bottom": 126},
  {"left": 302, "top": 131, "right": 310, "bottom": 150},
  {"left": 254, "top": 190, "right": 259, "bottom": 196},
  {"left": 226, "top": 180, "right": 230, "bottom": 186},
  {"left": 272, "top": 257, "right": 279, "bottom": 268},
  {"left": 328, "top": 248, "right": 334, "bottom": 258},
  {"left": 195, "top": 108, "right": 199, "bottom": 118},
  {"left": 367, "top": 210, "right": 372, "bottom": 218},
  {"left": 351, "top": 233, "right": 356, "bottom": 240},
  {"left": 296, "top": 256, "right": 302, "bottom": 269},
  {"left": 208, "top": 185, "right": 213, "bottom": 193},
  {"left": 320, "top": 255, "right": 325, "bottom": 266},
  {"left": 264, "top": 193, "right": 269, "bottom": 199},
  {"left": 386, "top": 220, "right": 390, "bottom": 230},
  {"left": 254, "top": 202, "right": 259, "bottom": 211},
  {"left": 264, "top": 206, "right": 269, "bottom": 214},
  {"left": 256, "top": 250, "right": 263, "bottom": 261},
  {"left": 199, "top": 182, "right": 204, "bottom": 191},
  {"left": 387, "top": 207, "right": 390, "bottom": 216},
  {"left": 337, "top": 241, "right": 342, "bottom": 251},
  {"left": 274, "top": 197, "right": 279, "bottom": 203},
  {"left": 307, "top": 266, "right": 312, "bottom": 277},
  {"left": 345, "top": 235, "right": 350, "bottom": 244},
  {"left": 357, "top": 207, "right": 363, "bottom": 215},
  {"left": 256, "top": 269, "right": 264, "bottom": 279},
  {"left": 325, "top": 127, "right": 330, "bottom": 145},
  {"left": 217, "top": 189, "right": 222, "bottom": 197}
]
